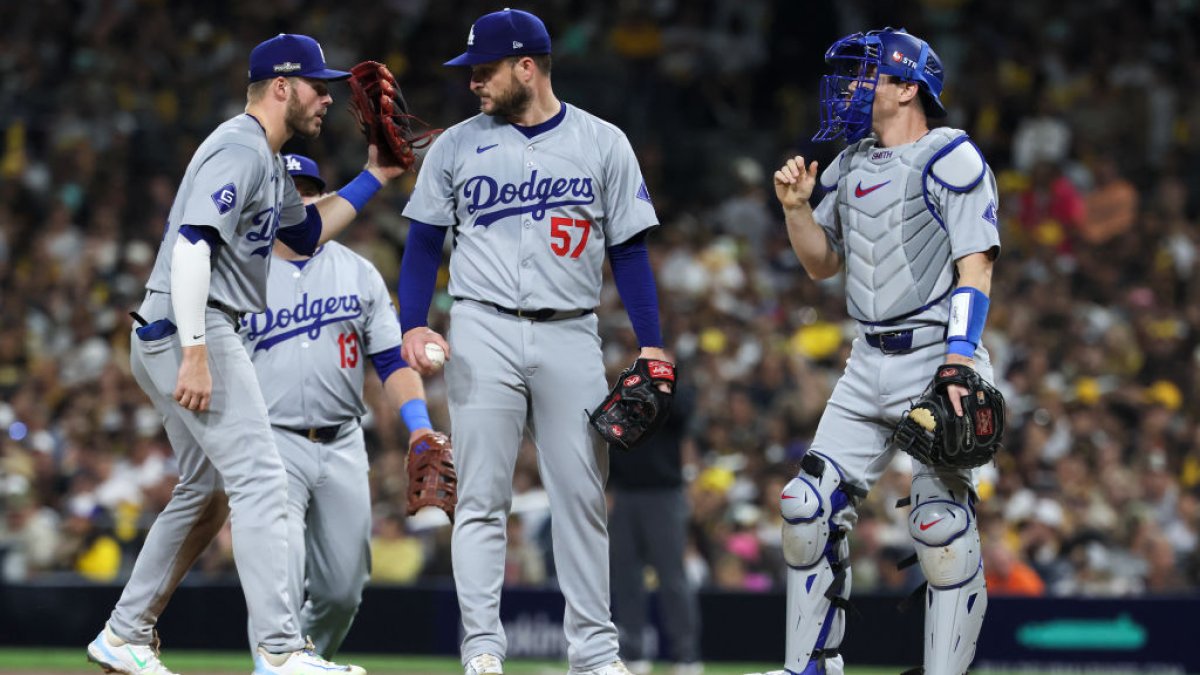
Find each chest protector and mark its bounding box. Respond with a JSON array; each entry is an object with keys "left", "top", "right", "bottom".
[{"left": 827, "top": 128, "right": 966, "bottom": 324}]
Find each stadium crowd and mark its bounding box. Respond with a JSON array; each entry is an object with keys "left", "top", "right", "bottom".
[{"left": 1, "top": 0, "right": 1200, "bottom": 602}]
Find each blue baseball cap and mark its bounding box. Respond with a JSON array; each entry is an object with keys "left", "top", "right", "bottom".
[
  {"left": 249, "top": 34, "right": 350, "bottom": 82},
  {"left": 283, "top": 154, "right": 326, "bottom": 191},
  {"left": 444, "top": 8, "right": 551, "bottom": 67}
]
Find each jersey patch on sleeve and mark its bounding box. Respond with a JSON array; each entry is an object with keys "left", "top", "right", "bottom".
[
  {"left": 982, "top": 200, "right": 997, "bottom": 227},
  {"left": 635, "top": 180, "right": 652, "bottom": 205},
  {"left": 211, "top": 183, "right": 237, "bottom": 215}
]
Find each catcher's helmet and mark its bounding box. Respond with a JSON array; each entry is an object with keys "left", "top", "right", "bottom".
[{"left": 813, "top": 27, "right": 946, "bottom": 143}]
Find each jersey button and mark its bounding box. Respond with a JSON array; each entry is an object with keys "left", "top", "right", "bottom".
[
  {"left": 523, "top": 220, "right": 531, "bottom": 229},
  {"left": 301, "top": 342, "right": 310, "bottom": 349},
  {"left": 292, "top": 271, "right": 301, "bottom": 279},
  {"left": 526, "top": 145, "right": 534, "bottom": 152}
]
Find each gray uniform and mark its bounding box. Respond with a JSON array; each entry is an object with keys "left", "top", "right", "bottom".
[
  {"left": 240, "top": 241, "right": 405, "bottom": 657},
  {"left": 403, "top": 104, "right": 656, "bottom": 670},
  {"left": 780, "top": 129, "right": 1000, "bottom": 675},
  {"left": 113, "top": 114, "right": 307, "bottom": 653}
]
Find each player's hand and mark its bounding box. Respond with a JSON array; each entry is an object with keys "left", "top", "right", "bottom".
[
  {"left": 638, "top": 346, "right": 674, "bottom": 394},
  {"left": 365, "top": 144, "right": 407, "bottom": 183},
  {"left": 774, "top": 156, "right": 819, "bottom": 212},
  {"left": 175, "top": 346, "right": 212, "bottom": 412},
  {"left": 402, "top": 327, "right": 451, "bottom": 377},
  {"left": 943, "top": 352, "right": 974, "bottom": 416}
]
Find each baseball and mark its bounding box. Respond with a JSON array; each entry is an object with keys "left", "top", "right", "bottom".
[{"left": 424, "top": 342, "right": 446, "bottom": 368}]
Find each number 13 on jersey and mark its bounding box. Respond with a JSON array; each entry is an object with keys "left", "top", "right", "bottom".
[{"left": 550, "top": 217, "right": 591, "bottom": 259}]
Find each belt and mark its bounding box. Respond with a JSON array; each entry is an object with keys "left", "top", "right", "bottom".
[
  {"left": 278, "top": 422, "right": 347, "bottom": 443},
  {"left": 464, "top": 298, "right": 594, "bottom": 322},
  {"left": 863, "top": 325, "right": 946, "bottom": 354},
  {"left": 206, "top": 300, "right": 244, "bottom": 324}
]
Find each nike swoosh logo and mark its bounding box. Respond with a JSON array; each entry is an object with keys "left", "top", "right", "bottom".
[
  {"left": 854, "top": 180, "right": 890, "bottom": 198},
  {"left": 192, "top": 334, "right": 204, "bottom": 340},
  {"left": 476, "top": 144, "right": 499, "bottom": 154},
  {"left": 781, "top": 495, "right": 796, "bottom": 499},
  {"left": 919, "top": 518, "right": 943, "bottom": 531},
  {"left": 127, "top": 647, "right": 147, "bottom": 668}
]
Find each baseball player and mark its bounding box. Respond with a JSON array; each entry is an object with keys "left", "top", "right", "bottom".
[
  {"left": 239, "top": 153, "right": 439, "bottom": 659},
  {"left": 86, "top": 34, "right": 404, "bottom": 675},
  {"left": 397, "top": 9, "right": 670, "bottom": 675},
  {"left": 768, "top": 28, "right": 1000, "bottom": 675}
]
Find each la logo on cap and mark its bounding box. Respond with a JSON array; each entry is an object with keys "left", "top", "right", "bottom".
[{"left": 467, "top": 25, "right": 475, "bottom": 46}]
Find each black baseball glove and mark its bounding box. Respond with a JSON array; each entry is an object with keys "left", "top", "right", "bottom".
[
  {"left": 588, "top": 358, "right": 676, "bottom": 450},
  {"left": 892, "top": 363, "right": 1006, "bottom": 469}
]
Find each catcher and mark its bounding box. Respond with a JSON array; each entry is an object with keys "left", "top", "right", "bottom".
[
  {"left": 239, "top": 64, "right": 452, "bottom": 661},
  {"left": 766, "top": 27, "right": 1005, "bottom": 675}
]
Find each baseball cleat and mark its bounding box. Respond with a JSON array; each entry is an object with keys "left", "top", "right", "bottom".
[
  {"left": 627, "top": 661, "right": 652, "bottom": 675},
  {"left": 465, "top": 653, "right": 503, "bottom": 675},
  {"left": 253, "top": 640, "right": 365, "bottom": 675},
  {"left": 569, "top": 660, "right": 637, "bottom": 675},
  {"left": 86, "top": 625, "right": 178, "bottom": 675}
]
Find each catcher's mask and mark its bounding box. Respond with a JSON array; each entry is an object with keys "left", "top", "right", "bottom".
[{"left": 813, "top": 27, "right": 946, "bottom": 144}]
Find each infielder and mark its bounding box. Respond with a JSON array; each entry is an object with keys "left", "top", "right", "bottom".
[
  {"left": 239, "top": 154, "right": 439, "bottom": 659},
  {"left": 397, "top": 9, "right": 670, "bottom": 675},
  {"left": 769, "top": 28, "right": 1000, "bottom": 675},
  {"left": 87, "top": 34, "right": 403, "bottom": 675}
]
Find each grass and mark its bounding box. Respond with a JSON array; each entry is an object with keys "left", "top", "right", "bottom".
[{"left": 0, "top": 649, "right": 902, "bottom": 675}]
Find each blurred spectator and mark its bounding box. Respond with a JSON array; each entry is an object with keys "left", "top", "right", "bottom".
[
  {"left": 984, "top": 540, "right": 1046, "bottom": 596},
  {"left": 370, "top": 510, "right": 425, "bottom": 585},
  {"left": 1080, "top": 155, "right": 1139, "bottom": 247}
]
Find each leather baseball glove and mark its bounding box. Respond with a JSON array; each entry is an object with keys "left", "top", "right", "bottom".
[
  {"left": 346, "top": 61, "right": 439, "bottom": 170},
  {"left": 891, "top": 363, "right": 1006, "bottom": 469},
  {"left": 407, "top": 431, "right": 457, "bottom": 522},
  {"left": 588, "top": 358, "right": 676, "bottom": 450}
]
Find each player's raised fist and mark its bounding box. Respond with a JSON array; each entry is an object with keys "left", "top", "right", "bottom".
[{"left": 774, "top": 156, "right": 819, "bottom": 212}]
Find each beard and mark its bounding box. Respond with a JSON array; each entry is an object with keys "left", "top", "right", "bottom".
[
  {"left": 485, "top": 80, "right": 532, "bottom": 119},
  {"left": 285, "top": 89, "right": 321, "bottom": 138}
]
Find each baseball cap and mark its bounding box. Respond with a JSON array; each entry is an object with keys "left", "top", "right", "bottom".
[
  {"left": 444, "top": 8, "right": 551, "bottom": 67},
  {"left": 249, "top": 34, "right": 350, "bottom": 82},
  {"left": 283, "top": 153, "right": 326, "bottom": 191}
]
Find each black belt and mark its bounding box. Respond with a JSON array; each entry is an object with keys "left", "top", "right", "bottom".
[
  {"left": 278, "top": 423, "right": 345, "bottom": 443},
  {"left": 206, "top": 300, "right": 244, "bottom": 324},
  {"left": 864, "top": 330, "right": 914, "bottom": 354},
  {"left": 470, "top": 299, "right": 594, "bottom": 322}
]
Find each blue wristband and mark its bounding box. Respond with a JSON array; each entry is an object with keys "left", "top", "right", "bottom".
[
  {"left": 946, "top": 286, "right": 990, "bottom": 356},
  {"left": 400, "top": 399, "right": 433, "bottom": 435},
  {"left": 338, "top": 171, "right": 383, "bottom": 213}
]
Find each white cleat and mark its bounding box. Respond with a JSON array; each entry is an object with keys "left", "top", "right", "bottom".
[
  {"left": 86, "top": 625, "right": 178, "bottom": 675},
  {"left": 570, "top": 660, "right": 637, "bottom": 675},
  {"left": 628, "top": 661, "right": 652, "bottom": 675},
  {"left": 465, "top": 653, "right": 503, "bottom": 675},
  {"left": 253, "top": 641, "right": 366, "bottom": 675}
]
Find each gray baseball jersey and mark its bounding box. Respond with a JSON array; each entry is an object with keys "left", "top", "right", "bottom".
[
  {"left": 146, "top": 114, "right": 306, "bottom": 313},
  {"left": 403, "top": 103, "right": 656, "bottom": 309},
  {"left": 240, "top": 241, "right": 403, "bottom": 658},
  {"left": 240, "top": 242, "right": 404, "bottom": 427},
  {"left": 403, "top": 103, "right": 657, "bottom": 670}
]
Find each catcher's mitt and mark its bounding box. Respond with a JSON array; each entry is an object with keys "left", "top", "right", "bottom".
[
  {"left": 588, "top": 358, "right": 676, "bottom": 450},
  {"left": 892, "top": 363, "right": 1006, "bottom": 469},
  {"left": 346, "top": 61, "right": 439, "bottom": 170},
  {"left": 407, "top": 431, "right": 457, "bottom": 522}
]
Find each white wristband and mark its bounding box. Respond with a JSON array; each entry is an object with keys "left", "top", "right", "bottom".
[{"left": 171, "top": 236, "right": 212, "bottom": 347}]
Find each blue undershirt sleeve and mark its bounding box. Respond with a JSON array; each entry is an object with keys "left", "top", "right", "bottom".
[
  {"left": 275, "top": 204, "right": 322, "bottom": 256},
  {"left": 399, "top": 220, "right": 449, "bottom": 332},
  {"left": 178, "top": 224, "right": 222, "bottom": 249},
  {"left": 608, "top": 233, "right": 664, "bottom": 348},
  {"left": 369, "top": 345, "right": 408, "bottom": 383}
]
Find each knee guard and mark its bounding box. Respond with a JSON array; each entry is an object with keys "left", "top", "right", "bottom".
[
  {"left": 908, "top": 473, "right": 986, "bottom": 675},
  {"left": 780, "top": 453, "right": 861, "bottom": 675}
]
